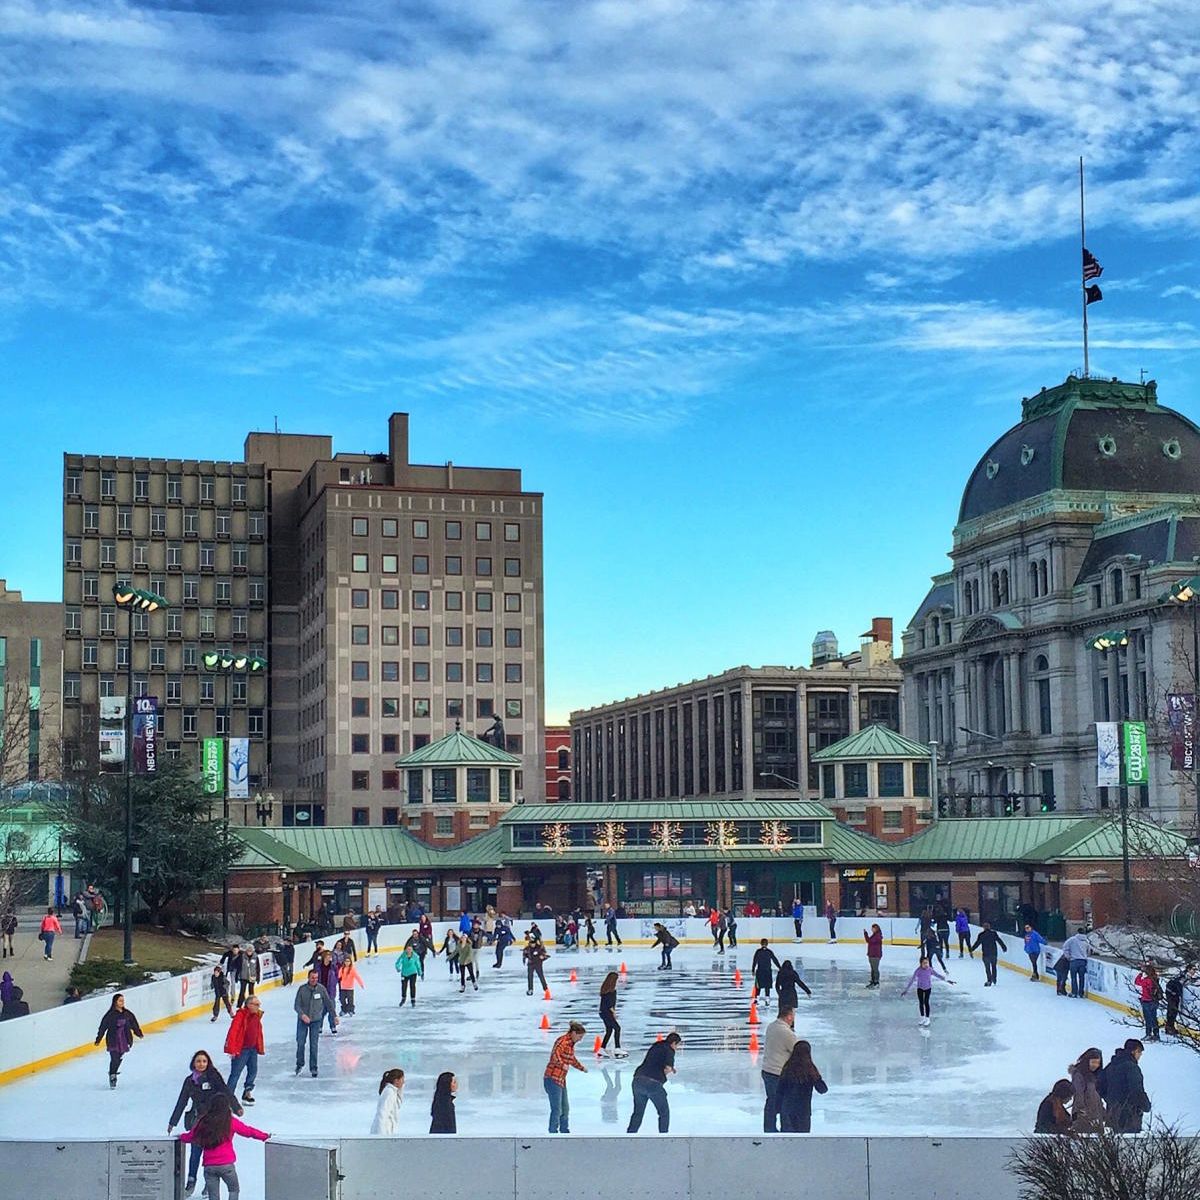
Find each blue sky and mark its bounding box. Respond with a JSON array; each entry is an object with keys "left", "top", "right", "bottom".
[{"left": 1, "top": 1, "right": 1199, "bottom": 722}]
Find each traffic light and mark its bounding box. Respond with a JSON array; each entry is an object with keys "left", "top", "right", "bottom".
[
  {"left": 1040, "top": 795, "right": 1057, "bottom": 813},
  {"left": 938, "top": 797, "right": 949, "bottom": 818},
  {"left": 1004, "top": 792, "right": 1023, "bottom": 816}
]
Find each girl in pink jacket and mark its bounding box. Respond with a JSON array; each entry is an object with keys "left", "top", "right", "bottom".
[{"left": 179, "top": 1094, "right": 269, "bottom": 1199}]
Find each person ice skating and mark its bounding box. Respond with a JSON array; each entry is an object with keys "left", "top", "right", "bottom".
[
  {"left": 169, "top": 1049, "right": 242, "bottom": 1192},
  {"left": 584, "top": 913, "right": 598, "bottom": 949},
  {"left": 439, "top": 927, "right": 459, "bottom": 979},
  {"left": 777, "top": 1039, "right": 828, "bottom": 1133},
  {"left": 178, "top": 1093, "right": 269, "bottom": 1200},
  {"left": 430, "top": 1072, "right": 457, "bottom": 1133},
  {"left": 761, "top": 1007, "right": 797, "bottom": 1132},
  {"left": 970, "top": 922, "right": 1007, "bottom": 986},
  {"left": 294, "top": 969, "right": 337, "bottom": 1077},
  {"left": 934, "top": 908, "right": 951, "bottom": 960},
  {"left": 1100, "top": 1039, "right": 1151, "bottom": 1132},
  {"left": 726, "top": 909, "right": 738, "bottom": 948},
  {"left": 544, "top": 1021, "right": 588, "bottom": 1133},
  {"left": 791, "top": 900, "right": 804, "bottom": 940},
  {"left": 652, "top": 922, "right": 679, "bottom": 970},
  {"left": 1061, "top": 928, "right": 1090, "bottom": 998},
  {"left": 605, "top": 905, "right": 622, "bottom": 948},
  {"left": 395, "top": 945, "right": 421, "bottom": 1007},
  {"left": 864, "top": 924, "right": 883, "bottom": 988},
  {"left": 599, "top": 971, "right": 626, "bottom": 1057},
  {"left": 1023, "top": 924, "right": 1047, "bottom": 980},
  {"left": 38, "top": 907, "right": 62, "bottom": 960},
  {"left": 523, "top": 933, "right": 549, "bottom": 995},
  {"left": 824, "top": 901, "right": 837, "bottom": 942},
  {"left": 225, "top": 996, "right": 265, "bottom": 1103},
  {"left": 752, "top": 939, "right": 781, "bottom": 999},
  {"left": 94, "top": 993, "right": 144, "bottom": 1087},
  {"left": 302, "top": 940, "right": 325, "bottom": 971},
  {"left": 236, "top": 946, "right": 259, "bottom": 1009},
  {"left": 955, "top": 908, "right": 972, "bottom": 957},
  {"left": 494, "top": 917, "right": 515, "bottom": 968},
  {"left": 1, "top": 908, "right": 16, "bottom": 957},
  {"left": 900, "top": 956, "right": 955, "bottom": 1026},
  {"left": 370, "top": 1069, "right": 405, "bottom": 1135},
  {"left": 708, "top": 907, "right": 722, "bottom": 949},
  {"left": 921, "top": 926, "right": 949, "bottom": 975},
  {"left": 1134, "top": 962, "right": 1162, "bottom": 1041},
  {"left": 209, "top": 964, "right": 234, "bottom": 1021},
  {"left": 1053, "top": 948, "right": 1071, "bottom": 996},
  {"left": 338, "top": 956, "right": 364, "bottom": 1015},
  {"left": 458, "top": 910, "right": 473, "bottom": 936},
  {"left": 775, "top": 959, "right": 812, "bottom": 1011},
  {"left": 364, "top": 909, "right": 380, "bottom": 956},
  {"left": 457, "top": 934, "right": 479, "bottom": 991},
  {"left": 627, "top": 1031, "right": 681, "bottom": 1133},
  {"left": 1069, "top": 1047, "right": 1106, "bottom": 1133},
  {"left": 276, "top": 938, "right": 294, "bottom": 987},
  {"left": 1034, "top": 1079, "right": 1075, "bottom": 1134}
]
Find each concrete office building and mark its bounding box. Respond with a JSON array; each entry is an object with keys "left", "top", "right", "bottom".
[
  {"left": 248, "top": 413, "right": 545, "bottom": 829},
  {"left": 61, "top": 456, "right": 269, "bottom": 789},
  {"left": 901, "top": 376, "right": 1200, "bottom": 829},
  {"left": 571, "top": 619, "right": 902, "bottom": 807},
  {"left": 0, "top": 580, "right": 63, "bottom": 784}
]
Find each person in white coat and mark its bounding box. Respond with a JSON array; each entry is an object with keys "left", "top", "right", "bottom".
[{"left": 370, "top": 1069, "right": 405, "bottom": 1134}]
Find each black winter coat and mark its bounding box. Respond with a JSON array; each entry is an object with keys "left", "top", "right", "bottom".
[
  {"left": 752, "top": 947, "right": 781, "bottom": 982},
  {"left": 1100, "top": 1051, "right": 1151, "bottom": 1132},
  {"left": 777, "top": 1073, "right": 827, "bottom": 1132},
  {"left": 774, "top": 963, "right": 812, "bottom": 1009},
  {"left": 169, "top": 1065, "right": 239, "bottom": 1129},
  {"left": 430, "top": 1093, "right": 456, "bottom": 1134},
  {"left": 94, "top": 1007, "right": 143, "bottom": 1051}
]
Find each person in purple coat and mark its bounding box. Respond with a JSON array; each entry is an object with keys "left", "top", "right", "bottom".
[{"left": 900, "top": 957, "right": 955, "bottom": 1026}]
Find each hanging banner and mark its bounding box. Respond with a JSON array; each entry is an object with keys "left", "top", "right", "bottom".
[
  {"left": 1166, "top": 693, "right": 1196, "bottom": 772},
  {"left": 1122, "top": 721, "right": 1149, "bottom": 786},
  {"left": 99, "top": 697, "right": 126, "bottom": 767},
  {"left": 202, "top": 738, "right": 224, "bottom": 796},
  {"left": 132, "top": 695, "right": 158, "bottom": 775},
  {"left": 227, "top": 737, "right": 250, "bottom": 799},
  {"left": 1095, "top": 722, "right": 1120, "bottom": 788}
]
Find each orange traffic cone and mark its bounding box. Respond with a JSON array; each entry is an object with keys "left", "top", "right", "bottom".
[
  {"left": 733, "top": 968, "right": 743, "bottom": 985},
  {"left": 539, "top": 1013, "right": 550, "bottom": 1030},
  {"left": 748, "top": 1030, "right": 759, "bottom": 1053},
  {"left": 569, "top": 969, "right": 578, "bottom": 983},
  {"left": 748, "top": 1003, "right": 760, "bottom": 1025},
  {"left": 544, "top": 988, "right": 553, "bottom": 1001},
  {"left": 750, "top": 985, "right": 758, "bottom": 1000},
  {"left": 594, "top": 1036, "right": 603, "bottom": 1054},
  {"left": 620, "top": 962, "right": 628, "bottom": 975}
]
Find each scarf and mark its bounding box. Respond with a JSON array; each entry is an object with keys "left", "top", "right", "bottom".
[{"left": 191, "top": 1069, "right": 204, "bottom": 1085}]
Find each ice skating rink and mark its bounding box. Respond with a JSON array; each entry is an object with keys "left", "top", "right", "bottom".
[{"left": 2, "top": 940, "right": 1196, "bottom": 1199}]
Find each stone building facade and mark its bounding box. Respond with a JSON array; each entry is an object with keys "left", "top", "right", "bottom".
[{"left": 0, "top": 580, "right": 63, "bottom": 783}]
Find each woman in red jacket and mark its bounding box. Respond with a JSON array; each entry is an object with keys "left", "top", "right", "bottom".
[
  {"left": 863, "top": 924, "right": 883, "bottom": 988},
  {"left": 224, "top": 995, "right": 265, "bottom": 1104},
  {"left": 1133, "top": 962, "right": 1162, "bottom": 1042}
]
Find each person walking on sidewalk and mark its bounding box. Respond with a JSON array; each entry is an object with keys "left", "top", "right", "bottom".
[
  {"left": 72, "top": 893, "right": 89, "bottom": 939},
  {"left": 543, "top": 1021, "right": 588, "bottom": 1133},
  {"left": 599, "top": 971, "right": 626, "bottom": 1058},
  {"left": 1, "top": 908, "right": 16, "bottom": 958},
  {"left": 94, "top": 993, "right": 144, "bottom": 1087},
  {"left": 168, "top": 1049, "right": 241, "bottom": 1193},
  {"left": 863, "top": 924, "right": 884, "bottom": 988},
  {"left": 524, "top": 934, "right": 549, "bottom": 995},
  {"left": 39, "top": 907, "right": 63, "bottom": 961},
  {"left": 970, "top": 923, "right": 1007, "bottom": 986},
  {"left": 225, "top": 996, "right": 266, "bottom": 1104},
  {"left": 293, "top": 969, "right": 337, "bottom": 1077},
  {"left": 900, "top": 956, "right": 955, "bottom": 1026},
  {"left": 627, "top": 1032, "right": 682, "bottom": 1133},
  {"left": 178, "top": 1094, "right": 269, "bottom": 1200},
  {"left": 1023, "top": 924, "right": 1047, "bottom": 981}
]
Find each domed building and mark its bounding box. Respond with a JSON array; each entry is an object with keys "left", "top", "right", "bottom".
[{"left": 900, "top": 375, "right": 1200, "bottom": 830}]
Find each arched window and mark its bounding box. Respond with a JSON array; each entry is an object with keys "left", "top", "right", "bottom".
[
  {"left": 1039, "top": 559, "right": 1049, "bottom": 595},
  {"left": 557, "top": 748, "right": 569, "bottom": 771},
  {"left": 990, "top": 571, "right": 1001, "bottom": 608},
  {"left": 557, "top": 778, "right": 571, "bottom": 802},
  {"left": 1110, "top": 568, "right": 1124, "bottom": 605},
  {"left": 930, "top": 615, "right": 940, "bottom": 646},
  {"left": 1034, "top": 654, "right": 1049, "bottom": 672},
  {"left": 1000, "top": 568, "right": 1010, "bottom": 605},
  {"left": 1029, "top": 561, "right": 1040, "bottom": 598}
]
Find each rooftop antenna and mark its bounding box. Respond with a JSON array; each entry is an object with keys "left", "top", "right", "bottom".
[
  {"left": 1139, "top": 367, "right": 1147, "bottom": 384},
  {"left": 274, "top": 415, "right": 280, "bottom": 435}
]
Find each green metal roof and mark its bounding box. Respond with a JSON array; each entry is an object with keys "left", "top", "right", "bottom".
[
  {"left": 811, "top": 724, "right": 932, "bottom": 762},
  {"left": 395, "top": 728, "right": 520, "bottom": 767},
  {"left": 233, "top": 826, "right": 440, "bottom": 871},
  {"left": 504, "top": 801, "right": 835, "bottom": 823},
  {"left": 437, "top": 827, "right": 508, "bottom": 867},
  {"left": 883, "top": 816, "right": 1136, "bottom": 864}
]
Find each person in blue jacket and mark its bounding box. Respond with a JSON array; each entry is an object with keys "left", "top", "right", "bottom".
[
  {"left": 1023, "top": 924, "right": 1047, "bottom": 980},
  {"left": 791, "top": 901, "right": 804, "bottom": 940},
  {"left": 458, "top": 911, "right": 473, "bottom": 936},
  {"left": 954, "top": 909, "right": 972, "bottom": 957}
]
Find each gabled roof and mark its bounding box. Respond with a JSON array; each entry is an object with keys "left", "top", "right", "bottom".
[
  {"left": 502, "top": 801, "right": 835, "bottom": 823},
  {"left": 395, "top": 728, "right": 520, "bottom": 767},
  {"left": 232, "top": 824, "right": 510, "bottom": 871},
  {"left": 811, "top": 725, "right": 931, "bottom": 762}
]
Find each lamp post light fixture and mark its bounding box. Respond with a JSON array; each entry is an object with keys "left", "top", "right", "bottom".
[
  {"left": 204, "top": 650, "right": 268, "bottom": 931},
  {"left": 112, "top": 583, "right": 171, "bottom": 966},
  {"left": 254, "top": 791, "right": 275, "bottom": 827},
  {"left": 1164, "top": 575, "right": 1200, "bottom": 845},
  {"left": 1085, "top": 629, "right": 1132, "bottom": 916}
]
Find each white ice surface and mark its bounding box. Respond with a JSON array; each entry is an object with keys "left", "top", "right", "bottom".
[{"left": 3, "top": 941, "right": 1197, "bottom": 1200}]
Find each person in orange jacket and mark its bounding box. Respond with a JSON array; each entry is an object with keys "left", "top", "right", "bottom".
[
  {"left": 39, "top": 907, "right": 63, "bottom": 961},
  {"left": 224, "top": 995, "right": 266, "bottom": 1104},
  {"left": 338, "top": 957, "right": 365, "bottom": 1016}
]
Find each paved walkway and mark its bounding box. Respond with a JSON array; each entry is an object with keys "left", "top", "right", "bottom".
[{"left": 3, "top": 906, "right": 83, "bottom": 1012}]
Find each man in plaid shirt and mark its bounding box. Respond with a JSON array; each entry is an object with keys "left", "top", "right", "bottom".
[{"left": 543, "top": 1020, "right": 588, "bottom": 1133}]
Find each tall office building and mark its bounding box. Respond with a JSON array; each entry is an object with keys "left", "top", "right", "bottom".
[
  {"left": 0, "top": 580, "right": 63, "bottom": 784},
  {"left": 61, "top": 415, "right": 545, "bottom": 834},
  {"left": 61, "top": 456, "right": 270, "bottom": 792}
]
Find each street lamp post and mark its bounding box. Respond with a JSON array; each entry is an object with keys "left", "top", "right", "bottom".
[
  {"left": 203, "top": 651, "right": 267, "bottom": 932},
  {"left": 112, "top": 584, "right": 169, "bottom": 966},
  {"left": 1085, "top": 629, "right": 1132, "bottom": 917},
  {"left": 1166, "top": 576, "right": 1200, "bottom": 844}
]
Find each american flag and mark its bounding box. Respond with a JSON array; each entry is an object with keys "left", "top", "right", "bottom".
[{"left": 1083, "top": 248, "right": 1103, "bottom": 281}]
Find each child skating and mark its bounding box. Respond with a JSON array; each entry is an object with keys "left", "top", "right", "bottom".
[{"left": 900, "top": 956, "right": 955, "bottom": 1027}]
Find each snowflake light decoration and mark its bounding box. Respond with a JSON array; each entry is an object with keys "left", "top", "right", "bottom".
[
  {"left": 759, "top": 820, "right": 792, "bottom": 853},
  {"left": 705, "top": 820, "right": 739, "bottom": 850},
  {"left": 593, "top": 821, "right": 627, "bottom": 855},
  {"left": 541, "top": 822, "right": 572, "bottom": 855},
  {"left": 651, "top": 820, "right": 684, "bottom": 853}
]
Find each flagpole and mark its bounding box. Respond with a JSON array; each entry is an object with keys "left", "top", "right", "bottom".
[{"left": 1080, "top": 156, "right": 1089, "bottom": 378}]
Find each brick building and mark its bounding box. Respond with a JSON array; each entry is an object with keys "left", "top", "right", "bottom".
[{"left": 545, "top": 724, "right": 571, "bottom": 801}]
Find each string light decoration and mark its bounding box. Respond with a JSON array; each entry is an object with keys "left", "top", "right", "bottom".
[
  {"left": 759, "top": 820, "right": 792, "bottom": 853},
  {"left": 593, "top": 821, "right": 627, "bottom": 855},
  {"left": 651, "top": 820, "right": 684, "bottom": 853},
  {"left": 541, "top": 822, "right": 572, "bottom": 855},
  {"left": 705, "top": 820, "right": 739, "bottom": 850}
]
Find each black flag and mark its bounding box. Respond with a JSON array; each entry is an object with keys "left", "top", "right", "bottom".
[{"left": 1085, "top": 284, "right": 1103, "bottom": 305}]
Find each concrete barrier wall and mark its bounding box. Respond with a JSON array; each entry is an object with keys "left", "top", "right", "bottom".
[
  {"left": 0, "top": 1138, "right": 182, "bottom": 1200},
  {"left": 268, "top": 1136, "right": 1034, "bottom": 1200}
]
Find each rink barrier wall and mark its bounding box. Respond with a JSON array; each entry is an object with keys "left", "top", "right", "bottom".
[
  {"left": 0, "top": 1137, "right": 183, "bottom": 1200},
  {"left": 266, "top": 1135, "right": 1044, "bottom": 1200}
]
